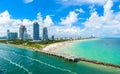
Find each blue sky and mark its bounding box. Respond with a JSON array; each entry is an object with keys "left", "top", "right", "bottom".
[{"left": 0, "top": 0, "right": 120, "bottom": 38}]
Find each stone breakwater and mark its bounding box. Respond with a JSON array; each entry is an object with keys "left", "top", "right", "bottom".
[
  {"left": 38, "top": 50, "right": 120, "bottom": 69},
  {"left": 78, "top": 57, "right": 120, "bottom": 69}
]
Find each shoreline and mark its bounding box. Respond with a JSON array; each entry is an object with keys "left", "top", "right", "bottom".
[
  {"left": 1, "top": 38, "right": 120, "bottom": 69},
  {"left": 42, "top": 38, "right": 97, "bottom": 52},
  {"left": 42, "top": 40, "right": 79, "bottom": 52},
  {"left": 39, "top": 39, "right": 120, "bottom": 69}
]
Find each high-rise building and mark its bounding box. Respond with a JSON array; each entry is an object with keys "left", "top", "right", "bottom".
[
  {"left": 19, "top": 25, "right": 26, "bottom": 40},
  {"left": 33, "top": 22, "right": 39, "bottom": 41},
  {"left": 51, "top": 35, "right": 54, "bottom": 41},
  {"left": 7, "top": 30, "right": 10, "bottom": 40},
  {"left": 7, "top": 30, "right": 18, "bottom": 40},
  {"left": 42, "top": 27, "right": 48, "bottom": 41},
  {"left": 23, "top": 30, "right": 29, "bottom": 41}
]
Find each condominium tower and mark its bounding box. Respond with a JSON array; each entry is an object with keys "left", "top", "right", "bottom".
[
  {"left": 19, "top": 25, "right": 26, "bottom": 40},
  {"left": 33, "top": 22, "right": 39, "bottom": 40},
  {"left": 43, "top": 27, "right": 48, "bottom": 41}
]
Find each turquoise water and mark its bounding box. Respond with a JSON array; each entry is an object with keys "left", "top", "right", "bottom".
[
  {"left": 0, "top": 42, "right": 120, "bottom": 74},
  {"left": 58, "top": 38, "right": 120, "bottom": 66}
]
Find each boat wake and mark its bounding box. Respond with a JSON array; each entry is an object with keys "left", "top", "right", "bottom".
[
  {"left": 0, "top": 55, "right": 32, "bottom": 74},
  {"left": 0, "top": 49, "right": 77, "bottom": 74}
]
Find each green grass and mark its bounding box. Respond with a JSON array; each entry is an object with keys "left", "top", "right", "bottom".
[
  {"left": 0, "top": 38, "right": 94, "bottom": 50},
  {"left": 0, "top": 39, "right": 68, "bottom": 50}
]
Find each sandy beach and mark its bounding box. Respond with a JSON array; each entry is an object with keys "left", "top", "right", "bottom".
[
  {"left": 42, "top": 40, "right": 79, "bottom": 53},
  {"left": 42, "top": 38, "right": 96, "bottom": 53}
]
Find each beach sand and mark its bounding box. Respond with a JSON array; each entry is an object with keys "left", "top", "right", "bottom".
[
  {"left": 42, "top": 40, "right": 80, "bottom": 53},
  {"left": 42, "top": 38, "right": 98, "bottom": 52}
]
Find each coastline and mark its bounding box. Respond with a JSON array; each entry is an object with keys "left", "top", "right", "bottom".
[
  {"left": 37, "top": 39, "right": 120, "bottom": 69},
  {"left": 42, "top": 38, "right": 97, "bottom": 52},
  {"left": 42, "top": 40, "right": 79, "bottom": 52},
  {"left": 1, "top": 38, "right": 120, "bottom": 69}
]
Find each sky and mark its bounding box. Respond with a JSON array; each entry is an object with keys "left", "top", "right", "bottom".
[{"left": 0, "top": 0, "right": 120, "bottom": 38}]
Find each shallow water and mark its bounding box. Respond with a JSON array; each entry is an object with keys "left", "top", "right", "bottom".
[{"left": 58, "top": 38, "right": 120, "bottom": 66}]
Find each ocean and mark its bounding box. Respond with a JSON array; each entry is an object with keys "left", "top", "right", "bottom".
[{"left": 0, "top": 38, "right": 120, "bottom": 74}]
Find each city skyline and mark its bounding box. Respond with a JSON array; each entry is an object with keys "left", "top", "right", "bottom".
[
  {"left": 0, "top": 0, "right": 120, "bottom": 38},
  {"left": 5, "top": 23, "right": 50, "bottom": 41}
]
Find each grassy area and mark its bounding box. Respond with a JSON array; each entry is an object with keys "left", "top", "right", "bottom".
[
  {"left": 0, "top": 38, "right": 93, "bottom": 50},
  {"left": 0, "top": 39, "right": 68, "bottom": 50}
]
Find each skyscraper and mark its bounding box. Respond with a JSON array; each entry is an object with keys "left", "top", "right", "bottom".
[
  {"left": 7, "top": 30, "right": 18, "bottom": 40},
  {"left": 51, "top": 35, "right": 54, "bottom": 41},
  {"left": 23, "top": 30, "right": 28, "bottom": 41},
  {"left": 19, "top": 25, "right": 26, "bottom": 40},
  {"left": 7, "top": 29, "right": 10, "bottom": 40},
  {"left": 43, "top": 27, "right": 48, "bottom": 41},
  {"left": 33, "top": 22, "right": 39, "bottom": 41}
]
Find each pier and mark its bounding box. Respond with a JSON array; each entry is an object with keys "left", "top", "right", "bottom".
[
  {"left": 35, "top": 50, "right": 120, "bottom": 69},
  {"left": 39, "top": 50, "right": 80, "bottom": 62}
]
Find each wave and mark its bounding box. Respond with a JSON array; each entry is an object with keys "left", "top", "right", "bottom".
[
  {"left": 0, "top": 49, "right": 77, "bottom": 74},
  {"left": 0, "top": 55, "right": 32, "bottom": 74}
]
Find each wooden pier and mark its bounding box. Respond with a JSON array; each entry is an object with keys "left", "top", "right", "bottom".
[{"left": 39, "top": 50, "right": 80, "bottom": 62}]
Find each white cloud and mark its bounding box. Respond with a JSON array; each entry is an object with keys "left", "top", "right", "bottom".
[
  {"left": 0, "top": 10, "right": 82, "bottom": 38},
  {"left": 75, "top": 8, "right": 85, "bottom": 13},
  {"left": 43, "top": 15, "right": 54, "bottom": 27},
  {"left": 23, "top": 0, "right": 33, "bottom": 3},
  {"left": 48, "top": 26, "right": 81, "bottom": 38},
  {"left": 57, "top": 0, "right": 108, "bottom": 6},
  {"left": 0, "top": 10, "right": 22, "bottom": 36},
  {"left": 119, "top": 5, "right": 120, "bottom": 9},
  {"left": 82, "top": 0, "right": 120, "bottom": 37},
  {"left": 0, "top": 10, "right": 35, "bottom": 37},
  {"left": 37, "top": 12, "right": 43, "bottom": 23},
  {"left": 60, "top": 11, "right": 78, "bottom": 27},
  {"left": 1, "top": 0, "right": 120, "bottom": 38},
  {"left": 104, "top": 0, "right": 113, "bottom": 20},
  {"left": 83, "top": 11, "right": 102, "bottom": 28},
  {"left": 23, "top": 19, "right": 33, "bottom": 26},
  {"left": 0, "top": 10, "right": 11, "bottom": 25}
]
